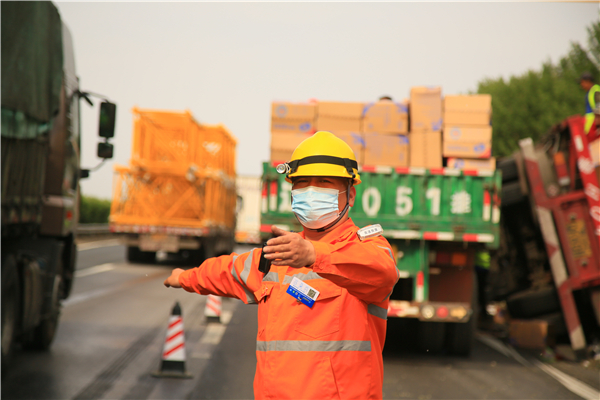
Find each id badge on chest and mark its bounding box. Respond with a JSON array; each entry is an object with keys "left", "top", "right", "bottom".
[{"left": 286, "top": 277, "right": 320, "bottom": 308}]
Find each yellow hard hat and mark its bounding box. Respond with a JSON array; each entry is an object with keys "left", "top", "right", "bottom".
[{"left": 278, "top": 131, "right": 361, "bottom": 185}]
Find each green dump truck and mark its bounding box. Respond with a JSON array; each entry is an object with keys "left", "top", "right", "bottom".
[{"left": 260, "top": 162, "right": 502, "bottom": 355}]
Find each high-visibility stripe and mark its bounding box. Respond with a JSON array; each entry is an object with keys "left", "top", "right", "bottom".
[
  {"left": 386, "top": 230, "right": 420, "bottom": 239},
  {"left": 231, "top": 253, "right": 257, "bottom": 304},
  {"left": 256, "top": 340, "right": 371, "bottom": 352},
  {"left": 377, "top": 245, "right": 396, "bottom": 265},
  {"left": 415, "top": 271, "right": 425, "bottom": 302},
  {"left": 483, "top": 191, "right": 491, "bottom": 221},
  {"left": 368, "top": 304, "right": 388, "bottom": 320},
  {"left": 262, "top": 271, "right": 279, "bottom": 282},
  {"left": 163, "top": 342, "right": 184, "bottom": 358},
  {"left": 283, "top": 271, "right": 324, "bottom": 285},
  {"left": 167, "top": 330, "right": 183, "bottom": 342},
  {"left": 240, "top": 251, "right": 255, "bottom": 285}
]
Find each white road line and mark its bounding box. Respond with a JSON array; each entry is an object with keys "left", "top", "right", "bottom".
[
  {"left": 477, "top": 333, "right": 599, "bottom": 400},
  {"left": 75, "top": 263, "right": 116, "bottom": 278},
  {"left": 200, "top": 323, "right": 227, "bottom": 345},
  {"left": 78, "top": 239, "right": 122, "bottom": 251},
  {"left": 62, "top": 287, "right": 115, "bottom": 307}
]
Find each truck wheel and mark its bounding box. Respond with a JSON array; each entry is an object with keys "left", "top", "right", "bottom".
[
  {"left": 501, "top": 181, "right": 526, "bottom": 206},
  {"left": 446, "top": 317, "right": 476, "bottom": 356},
  {"left": 22, "top": 275, "right": 61, "bottom": 351},
  {"left": 506, "top": 287, "right": 560, "bottom": 319},
  {"left": 2, "top": 254, "right": 21, "bottom": 376},
  {"left": 127, "top": 246, "right": 156, "bottom": 264},
  {"left": 498, "top": 157, "right": 519, "bottom": 182},
  {"left": 417, "top": 321, "right": 446, "bottom": 354}
]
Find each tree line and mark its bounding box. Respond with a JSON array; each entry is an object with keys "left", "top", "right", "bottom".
[{"left": 477, "top": 20, "right": 599, "bottom": 157}]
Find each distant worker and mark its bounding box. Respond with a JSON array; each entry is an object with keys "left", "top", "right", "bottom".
[
  {"left": 579, "top": 71, "right": 600, "bottom": 140},
  {"left": 475, "top": 249, "right": 491, "bottom": 326},
  {"left": 164, "top": 131, "right": 399, "bottom": 400}
]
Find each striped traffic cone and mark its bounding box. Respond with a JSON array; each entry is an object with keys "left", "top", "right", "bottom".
[
  {"left": 152, "top": 302, "right": 192, "bottom": 378},
  {"left": 204, "top": 294, "right": 222, "bottom": 323}
]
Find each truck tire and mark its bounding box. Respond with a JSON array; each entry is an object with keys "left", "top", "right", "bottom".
[
  {"left": 498, "top": 157, "right": 519, "bottom": 182},
  {"left": 506, "top": 287, "right": 560, "bottom": 319},
  {"left": 501, "top": 181, "right": 526, "bottom": 206},
  {"left": 127, "top": 246, "right": 156, "bottom": 264},
  {"left": 536, "top": 312, "right": 568, "bottom": 337},
  {"left": 22, "top": 274, "right": 61, "bottom": 351},
  {"left": 2, "top": 254, "right": 21, "bottom": 376},
  {"left": 417, "top": 321, "right": 446, "bottom": 354}
]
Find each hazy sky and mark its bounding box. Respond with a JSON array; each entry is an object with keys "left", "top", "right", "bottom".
[{"left": 54, "top": 1, "right": 598, "bottom": 200}]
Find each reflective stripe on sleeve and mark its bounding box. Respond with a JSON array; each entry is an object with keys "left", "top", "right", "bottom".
[
  {"left": 282, "top": 271, "right": 324, "bottom": 285},
  {"left": 230, "top": 253, "right": 258, "bottom": 304},
  {"left": 240, "top": 250, "right": 256, "bottom": 284},
  {"left": 262, "top": 271, "right": 279, "bottom": 282},
  {"left": 367, "top": 304, "right": 388, "bottom": 320},
  {"left": 378, "top": 245, "right": 396, "bottom": 265},
  {"left": 256, "top": 340, "right": 371, "bottom": 352}
]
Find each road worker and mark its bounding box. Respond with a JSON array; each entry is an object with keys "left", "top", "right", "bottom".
[
  {"left": 164, "top": 131, "right": 399, "bottom": 400},
  {"left": 579, "top": 71, "right": 600, "bottom": 140}
]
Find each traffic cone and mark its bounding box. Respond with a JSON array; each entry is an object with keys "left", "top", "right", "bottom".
[
  {"left": 152, "top": 302, "right": 192, "bottom": 378},
  {"left": 204, "top": 294, "right": 222, "bottom": 323}
]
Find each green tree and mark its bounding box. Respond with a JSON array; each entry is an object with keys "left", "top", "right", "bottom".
[
  {"left": 477, "top": 19, "right": 599, "bottom": 157},
  {"left": 79, "top": 195, "right": 112, "bottom": 223}
]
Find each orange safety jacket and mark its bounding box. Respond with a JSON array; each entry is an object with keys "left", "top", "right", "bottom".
[{"left": 179, "top": 218, "right": 399, "bottom": 400}]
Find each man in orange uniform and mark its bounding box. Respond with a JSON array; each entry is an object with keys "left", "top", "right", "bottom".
[{"left": 164, "top": 131, "right": 399, "bottom": 399}]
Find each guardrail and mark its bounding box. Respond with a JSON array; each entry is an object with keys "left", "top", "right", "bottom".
[{"left": 77, "top": 223, "right": 111, "bottom": 235}]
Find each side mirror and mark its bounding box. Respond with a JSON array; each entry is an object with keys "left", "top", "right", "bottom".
[
  {"left": 80, "top": 169, "right": 90, "bottom": 179},
  {"left": 99, "top": 101, "right": 116, "bottom": 138},
  {"left": 97, "top": 142, "right": 114, "bottom": 159}
]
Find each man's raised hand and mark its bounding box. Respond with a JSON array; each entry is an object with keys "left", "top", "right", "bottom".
[{"left": 263, "top": 226, "right": 316, "bottom": 268}]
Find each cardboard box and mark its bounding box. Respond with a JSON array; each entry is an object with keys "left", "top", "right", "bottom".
[
  {"left": 270, "top": 131, "right": 313, "bottom": 163},
  {"left": 447, "top": 157, "right": 496, "bottom": 170},
  {"left": 410, "top": 87, "right": 442, "bottom": 132},
  {"left": 270, "top": 118, "right": 315, "bottom": 134},
  {"left": 363, "top": 133, "right": 408, "bottom": 168},
  {"left": 317, "top": 101, "right": 365, "bottom": 119},
  {"left": 409, "top": 131, "right": 442, "bottom": 168},
  {"left": 508, "top": 319, "right": 555, "bottom": 350},
  {"left": 443, "top": 125, "right": 492, "bottom": 158},
  {"left": 362, "top": 101, "right": 409, "bottom": 134},
  {"left": 315, "top": 117, "right": 361, "bottom": 132},
  {"left": 271, "top": 102, "right": 316, "bottom": 120},
  {"left": 330, "top": 131, "right": 365, "bottom": 165},
  {"left": 444, "top": 95, "right": 492, "bottom": 126}
]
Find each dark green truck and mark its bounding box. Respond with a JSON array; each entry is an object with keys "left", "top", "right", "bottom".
[{"left": 260, "top": 162, "right": 502, "bottom": 355}]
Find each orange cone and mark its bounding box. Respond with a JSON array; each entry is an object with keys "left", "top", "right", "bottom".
[
  {"left": 204, "top": 294, "right": 222, "bottom": 323},
  {"left": 152, "top": 302, "right": 192, "bottom": 378}
]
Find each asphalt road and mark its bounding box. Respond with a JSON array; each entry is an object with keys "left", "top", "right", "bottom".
[{"left": 2, "top": 241, "right": 597, "bottom": 400}]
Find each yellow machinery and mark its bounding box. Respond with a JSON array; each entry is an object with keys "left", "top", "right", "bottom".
[{"left": 110, "top": 108, "right": 237, "bottom": 263}]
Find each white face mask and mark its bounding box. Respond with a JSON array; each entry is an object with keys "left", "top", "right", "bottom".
[{"left": 291, "top": 186, "right": 346, "bottom": 230}]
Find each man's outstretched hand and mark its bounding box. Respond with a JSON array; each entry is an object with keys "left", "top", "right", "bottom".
[
  {"left": 164, "top": 268, "right": 185, "bottom": 288},
  {"left": 263, "top": 226, "right": 316, "bottom": 269}
]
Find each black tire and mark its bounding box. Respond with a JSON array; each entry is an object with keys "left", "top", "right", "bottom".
[
  {"left": 417, "top": 321, "right": 446, "bottom": 354},
  {"left": 506, "top": 287, "right": 560, "bottom": 319},
  {"left": 446, "top": 275, "right": 478, "bottom": 356},
  {"left": 22, "top": 274, "right": 61, "bottom": 351},
  {"left": 127, "top": 246, "right": 156, "bottom": 264},
  {"left": 535, "top": 312, "right": 568, "bottom": 337},
  {"left": 498, "top": 157, "right": 519, "bottom": 182},
  {"left": 501, "top": 181, "right": 526, "bottom": 206},
  {"left": 2, "top": 254, "right": 21, "bottom": 376}
]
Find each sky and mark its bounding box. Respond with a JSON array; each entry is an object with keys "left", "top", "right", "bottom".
[{"left": 54, "top": 1, "right": 599, "bottom": 200}]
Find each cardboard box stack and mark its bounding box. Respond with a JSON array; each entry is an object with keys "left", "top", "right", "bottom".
[
  {"left": 443, "top": 95, "right": 494, "bottom": 168},
  {"left": 270, "top": 102, "right": 316, "bottom": 163},
  {"left": 361, "top": 100, "right": 409, "bottom": 168},
  {"left": 409, "top": 87, "right": 443, "bottom": 168},
  {"left": 269, "top": 91, "right": 495, "bottom": 174}
]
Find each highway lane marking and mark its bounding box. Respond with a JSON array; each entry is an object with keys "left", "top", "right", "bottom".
[
  {"left": 78, "top": 239, "right": 122, "bottom": 251},
  {"left": 191, "top": 310, "right": 233, "bottom": 358},
  {"left": 477, "top": 333, "right": 600, "bottom": 400},
  {"left": 63, "top": 270, "right": 166, "bottom": 308},
  {"left": 75, "top": 263, "right": 116, "bottom": 277}
]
